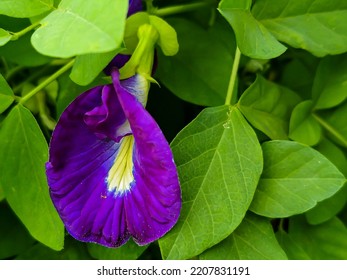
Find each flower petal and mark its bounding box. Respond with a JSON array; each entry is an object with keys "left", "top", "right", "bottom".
[
  {"left": 84, "top": 85, "right": 131, "bottom": 142},
  {"left": 47, "top": 70, "right": 181, "bottom": 248},
  {"left": 128, "top": 0, "right": 142, "bottom": 16},
  {"left": 46, "top": 86, "right": 130, "bottom": 247},
  {"left": 111, "top": 70, "right": 181, "bottom": 245}
]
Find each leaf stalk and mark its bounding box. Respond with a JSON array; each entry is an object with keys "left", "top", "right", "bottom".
[
  {"left": 11, "top": 21, "right": 41, "bottom": 40},
  {"left": 19, "top": 59, "right": 75, "bottom": 105},
  {"left": 225, "top": 47, "right": 241, "bottom": 106}
]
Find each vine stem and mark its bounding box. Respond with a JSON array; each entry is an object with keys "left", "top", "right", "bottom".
[
  {"left": 11, "top": 21, "right": 41, "bottom": 40},
  {"left": 19, "top": 59, "right": 75, "bottom": 105},
  {"left": 225, "top": 47, "right": 241, "bottom": 106},
  {"left": 153, "top": 2, "right": 212, "bottom": 17}
]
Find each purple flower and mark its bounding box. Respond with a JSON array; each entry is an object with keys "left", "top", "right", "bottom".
[
  {"left": 128, "top": 0, "right": 143, "bottom": 16},
  {"left": 46, "top": 69, "right": 181, "bottom": 247}
]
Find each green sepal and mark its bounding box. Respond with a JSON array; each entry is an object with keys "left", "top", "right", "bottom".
[
  {"left": 148, "top": 15, "right": 179, "bottom": 56},
  {"left": 123, "top": 12, "right": 179, "bottom": 56}
]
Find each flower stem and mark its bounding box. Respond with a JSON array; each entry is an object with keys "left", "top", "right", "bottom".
[
  {"left": 19, "top": 59, "right": 75, "bottom": 105},
  {"left": 225, "top": 47, "right": 241, "bottom": 106},
  {"left": 11, "top": 21, "right": 41, "bottom": 40},
  {"left": 153, "top": 2, "right": 212, "bottom": 17},
  {"left": 312, "top": 113, "right": 347, "bottom": 146}
]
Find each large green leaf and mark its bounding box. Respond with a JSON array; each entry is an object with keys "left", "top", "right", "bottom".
[
  {"left": 156, "top": 17, "right": 234, "bottom": 106},
  {"left": 288, "top": 216, "right": 347, "bottom": 259},
  {"left": 0, "top": 74, "right": 15, "bottom": 114},
  {"left": 0, "top": 105, "right": 64, "bottom": 250},
  {"left": 218, "top": 5, "right": 286, "bottom": 59},
  {"left": 31, "top": 0, "right": 128, "bottom": 58},
  {"left": 305, "top": 138, "right": 347, "bottom": 225},
  {"left": 88, "top": 241, "right": 148, "bottom": 260},
  {"left": 289, "top": 100, "right": 321, "bottom": 146},
  {"left": 0, "top": 186, "right": 4, "bottom": 201},
  {"left": 312, "top": 54, "right": 347, "bottom": 109},
  {"left": 200, "top": 213, "right": 287, "bottom": 260},
  {"left": 238, "top": 75, "right": 301, "bottom": 140},
  {"left": 159, "top": 106, "right": 263, "bottom": 260},
  {"left": 0, "top": 0, "right": 53, "bottom": 18},
  {"left": 252, "top": 0, "right": 347, "bottom": 56},
  {"left": 250, "top": 140, "right": 346, "bottom": 218}
]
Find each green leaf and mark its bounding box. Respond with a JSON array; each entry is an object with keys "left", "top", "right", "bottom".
[
  {"left": 252, "top": 0, "right": 347, "bottom": 56},
  {"left": 88, "top": 240, "right": 148, "bottom": 260},
  {"left": 289, "top": 100, "right": 321, "bottom": 146},
  {"left": 288, "top": 216, "right": 347, "bottom": 259},
  {"left": 0, "top": 74, "right": 15, "bottom": 114},
  {"left": 70, "top": 49, "right": 120, "bottom": 86},
  {"left": 0, "top": 105, "right": 64, "bottom": 250},
  {"left": 156, "top": 17, "right": 235, "bottom": 106},
  {"left": 218, "top": 5, "right": 286, "bottom": 59},
  {"left": 0, "top": 186, "right": 4, "bottom": 201},
  {"left": 0, "top": 32, "right": 51, "bottom": 66},
  {"left": 250, "top": 140, "right": 346, "bottom": 218},
  {"left": 305, "top": 139, "right": 347, "bottom": 225},
  {"left": 312, "top": 54, "right": 347, "bottom": 109},
  {"left": 318, "top": 101, "right": 347, "bottom": 148},
  {"left": 0, "top": 203, "right": 35, "bottom": 259},
  {"left": 219, "top": 0, "right": 252, "bottom": 9},
  {"left": 159, "top": 106, "right": 263, "bottom": 260},
  {"left": 200, "top": 213, "right": 287, "bottom": 260},
  {"left": 238, "top": 75, "right": 301, "bottom": 140},
  {"left": 16, "top": 237, "right": 91, "bottom": 260},
  {"left": 275, "top": 229, "right": 311, "bottom": 260},
  {"left": 0, "top": 0, "right": 53, "bottom": 18},
  {"left": 305, "top": 183, "right": 347, "bottom": 225},
  {"left": 31, "top": 0, "right": 128, "bottom": 58},
  {"left": 280, "top": 51, "right": 319, "bottom": 99},
  {"left": 0, "top": 28, "right": 12, "bottom": 46},
  {"left": 316, "top": 138, "right": 347, "bottom": 177}
]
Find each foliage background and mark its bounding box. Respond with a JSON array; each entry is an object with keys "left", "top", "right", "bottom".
[{"left": 1, "top": 0, "right": 347, "bottom": 260}]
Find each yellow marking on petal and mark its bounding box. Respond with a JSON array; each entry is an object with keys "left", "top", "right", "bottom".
[{"left": 107, "top": 135, "right": 135, "bottom": 194}]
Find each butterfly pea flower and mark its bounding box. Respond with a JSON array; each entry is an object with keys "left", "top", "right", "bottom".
[{"left": 46, "top": 69, "right": 181, "bottom": 247}]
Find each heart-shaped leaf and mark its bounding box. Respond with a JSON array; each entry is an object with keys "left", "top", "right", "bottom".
[
  {"left": 31, "top": 0, "right": 128, "bottom": 58},
  {"left": 159, "top": 106, "right": 263, "bottom": 259},
  {"left": 250, "top": 140, "right": 346, "bottom": 217}
]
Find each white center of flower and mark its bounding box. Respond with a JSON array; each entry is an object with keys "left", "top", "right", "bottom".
[{"left": 107, "top": 135, "right": 135, "bottom": 195}]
